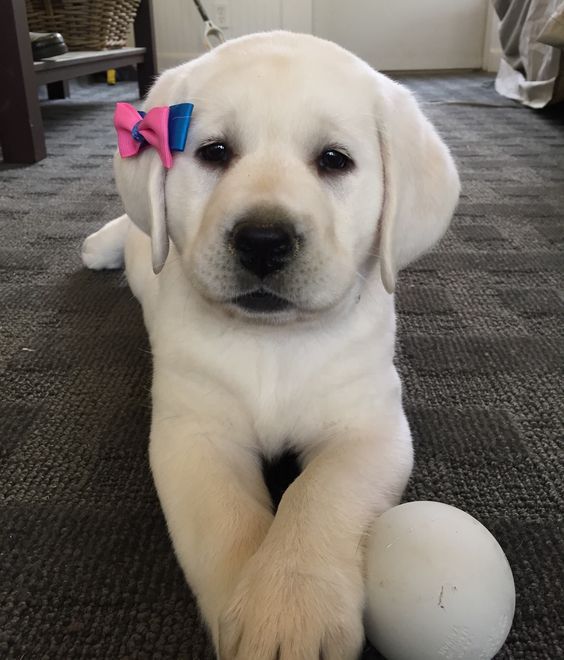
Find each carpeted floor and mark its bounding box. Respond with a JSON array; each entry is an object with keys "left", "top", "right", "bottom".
[{"left": 0, "top": 73, "right": 562, "bottom": 659}]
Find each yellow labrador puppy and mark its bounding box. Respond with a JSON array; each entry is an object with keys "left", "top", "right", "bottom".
[{"left": 83, "top": 31, "right": 459, "bottom": 660}]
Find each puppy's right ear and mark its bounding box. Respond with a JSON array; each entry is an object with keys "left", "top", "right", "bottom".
[
  {"left": 113, "top": 67, "right": 184, "bottom": 274},
  {"left": 114, "top": 147, "right": 168, "bottom": 274}
]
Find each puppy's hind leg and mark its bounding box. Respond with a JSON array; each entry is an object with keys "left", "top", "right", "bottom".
[{"left": 82, "top": 213, "right": 131, "bottom": 270}]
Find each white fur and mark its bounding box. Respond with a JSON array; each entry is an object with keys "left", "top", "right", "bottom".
[
  {"left": 83, "top": 32, "right": 459, "bottom": 660},
  {"left": 81, "top": 214, "right": 129, "bottom": 270}
]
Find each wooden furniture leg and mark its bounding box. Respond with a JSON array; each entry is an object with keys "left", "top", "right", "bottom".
[
  {"left": 0, "top": 0, "right": 47, "bottom": 163},
  {"left": 134, "top": 0, "right": 158, "bottom": 99},
  {"left": 47, "top": 80, "right": 70, "bottom": 100}
]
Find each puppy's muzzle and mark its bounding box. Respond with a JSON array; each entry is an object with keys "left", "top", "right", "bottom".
[
  {"left": 230, "top": 218, "right": 299, "bottom": 279},
  {"left": 228, "top": 205, "right": 301, "bottom": 280},
  {"left": 224, "top": 207, "right": 304, "bottom": 315}
]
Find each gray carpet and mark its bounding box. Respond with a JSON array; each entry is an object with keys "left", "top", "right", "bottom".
[{"left": 1, "top": 73, "right": 562, "bottom": 659}]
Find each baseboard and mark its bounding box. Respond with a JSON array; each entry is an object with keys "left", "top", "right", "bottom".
[{"left": 384, "top": 68, "right": 484, "bottom": 76}]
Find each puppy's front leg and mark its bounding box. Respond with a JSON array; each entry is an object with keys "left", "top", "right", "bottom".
[
  {"left": 150, "top": 413, "right": 274, "bottom": 651},
  {"left": 220, "top": 418, "right": 413, "bottom": 660}
]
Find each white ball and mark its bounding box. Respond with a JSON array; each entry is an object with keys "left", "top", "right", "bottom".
[{"left": 365, "top": 501, "right": 515, "bottom": 660}]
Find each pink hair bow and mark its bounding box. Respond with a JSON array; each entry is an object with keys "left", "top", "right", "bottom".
[
  {"left": 114, "top": 102, "right": 193, "bottom": 169},
  {"left": 115, "top": 102, "right": 171, "bottom": 168}
]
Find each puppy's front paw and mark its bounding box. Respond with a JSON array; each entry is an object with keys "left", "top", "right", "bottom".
[
  {"left": 218, "top": 552, "right": 364, "bottom": 660},
  {"left": 81, "top": 216, "right": 129, "bottom": 270},
  {"left": 81, "top": 232, "right": 124, "bottom": 270}
]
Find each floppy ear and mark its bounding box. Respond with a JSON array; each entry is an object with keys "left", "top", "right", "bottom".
[
  {"left": 114, "top": 148, "right": 168, "bottom": 273},
  {"left": 113, "top": 67, "right": 184, "bottom": 274},
  {"left": 375, "top": 77, "right": 460, "bottom": 293}
]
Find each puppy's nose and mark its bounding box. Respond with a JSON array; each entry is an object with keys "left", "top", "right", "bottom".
[{"left": 231, "top": 222, "right": 296, "bottom": 278}]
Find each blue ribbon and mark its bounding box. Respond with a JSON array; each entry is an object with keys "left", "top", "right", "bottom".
[
  {"left": 131, "top": 116, "right": 145, "bottom": 143},
  {"left": 169, "top": 103, "right": 194, "bottom": 152}
]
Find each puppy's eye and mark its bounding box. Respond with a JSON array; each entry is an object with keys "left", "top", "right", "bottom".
[
  {"left": 197, "top": 142, "right": 231, "bottom": 165},
  {"left": 318, "top": 149, "right": 353, "bottom": 173}
]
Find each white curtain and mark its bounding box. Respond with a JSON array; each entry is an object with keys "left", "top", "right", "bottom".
[{"left": 493, "top": 0, "right": 564, "bottom": 108}]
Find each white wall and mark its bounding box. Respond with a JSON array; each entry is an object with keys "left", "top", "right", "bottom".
[
  {"left": 152, "top": 0, "right": 493, "bottom": 72},
  {"left": 313, "top": 0, "right": 489, "bottom": 70},
  {"left": 154, "top": 0, "right": 288, "bottom": 70},
  {"left": 153, "top": 0, "right": 212, "bottom": 70},
  {"left": 482, "top": 3, "right": 502, "bottom": 72}
]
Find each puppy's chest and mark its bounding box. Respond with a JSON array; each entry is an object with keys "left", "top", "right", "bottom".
[
  {"left": 154, "top": 307, "right": 389, "bottom": 453},
  {"left": 182, "top": 333, "right": 344, "bottom": 452},
  {"left": 230, "top": 347, "right": 321, "bottom": 450},
  {"left": 209, "top": 339, "right": 376, "bottom": 455}
]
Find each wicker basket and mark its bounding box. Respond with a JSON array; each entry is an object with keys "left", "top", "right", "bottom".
[{"left": 26, "top": 0, "right": 142, "bottom": 50}]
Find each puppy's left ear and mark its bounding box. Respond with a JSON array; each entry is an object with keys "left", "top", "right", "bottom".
[{"left": 375, "top": 76, "right": 460, "bottom": 293}]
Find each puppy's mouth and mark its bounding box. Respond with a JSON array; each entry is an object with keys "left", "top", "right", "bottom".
[{"left": 230, "top": 288, "right": 293, "bottom": 313}]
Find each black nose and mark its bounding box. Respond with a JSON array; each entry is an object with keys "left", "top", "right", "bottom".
[{"left": 231, "top": 222, "right": 296, "bottom": 278}]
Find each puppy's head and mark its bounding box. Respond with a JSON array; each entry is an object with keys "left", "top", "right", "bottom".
[{"left": 115, "top": 32, "right": 459, "bottom": 323}]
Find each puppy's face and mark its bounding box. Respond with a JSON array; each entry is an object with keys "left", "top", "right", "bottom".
[
  {"left": 165, "top": 44, "right": 383, "bottom": 323},
  {"left": 115, "top": 33, "right": 460, "bottom": 324}
]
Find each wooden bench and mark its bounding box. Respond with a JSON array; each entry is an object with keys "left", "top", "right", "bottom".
[{"left": 0, "top": 0, "right": 157, "bottom": 164}]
